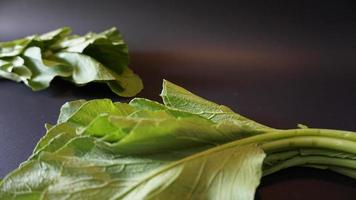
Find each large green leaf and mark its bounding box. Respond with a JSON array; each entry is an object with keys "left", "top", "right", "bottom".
[
  {"left": 1, "top": 80, "right": 355, "bottom": 200},
  {"left": 0, "top": 135, "right": 265, "bottom": 200}
]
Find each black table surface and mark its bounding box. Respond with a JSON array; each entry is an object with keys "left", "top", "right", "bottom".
[{"left": 1, "top": 1, "right": 356, "bottom": 199}]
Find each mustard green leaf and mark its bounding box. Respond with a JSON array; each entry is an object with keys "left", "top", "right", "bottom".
[
  {"left": 2, "top": 80, "right": 356, "bottom": 200},
  {"left": 0, "top": 27, "right": 142, "bottom": 97},
  {"left": 51, "top": 27, "right": 128, "bottom": 74},
  {"left": 0, "top": 136, "right": 265, "bottom": 200}
]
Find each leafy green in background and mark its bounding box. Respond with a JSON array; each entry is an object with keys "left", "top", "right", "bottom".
[
  {"left": 0, "top": 27, "right": 143, "bottom": 97},
  {"left": 1, "top": 80, "right": 355, "bottom": 199}
]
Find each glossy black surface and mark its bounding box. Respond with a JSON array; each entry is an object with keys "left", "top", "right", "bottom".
[{"left": 1, "top": 1, "right": 356, "bottom": 199}]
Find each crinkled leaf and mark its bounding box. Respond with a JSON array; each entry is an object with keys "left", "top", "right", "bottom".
[
  {"left": 22, "top": 47, "right": 72, "bottom": 90},
  {"left": 52, "top": 27, "right": 128, "bottom": 74},
  {"left": 0, "top": 27, "right": 142, "bottom": 97}
]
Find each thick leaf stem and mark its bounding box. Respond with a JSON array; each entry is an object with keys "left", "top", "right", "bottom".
[
  {"left": 260, "top": 136, "right": 356, "bottom": 155},
  {"left": 263, "top": 156, "right": 356, "bottom": 176},
  {"left": 219, "top": 128, "right": 356, "bottom": 151}
]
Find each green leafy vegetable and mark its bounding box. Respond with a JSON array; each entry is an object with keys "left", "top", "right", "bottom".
[
  {"left": 1, "top": 80, "right": 355, "bottom": 199},
  {"left": 0, "top": 27, "right": 143, "bottom": 97}
]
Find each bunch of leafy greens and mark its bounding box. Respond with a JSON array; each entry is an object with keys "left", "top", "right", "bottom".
[
  {"left": 0, "top": 27, "right": 142, "bottom": 97},
  {"left": 1, "top": 80, "right": 355, "bottom": 200}
]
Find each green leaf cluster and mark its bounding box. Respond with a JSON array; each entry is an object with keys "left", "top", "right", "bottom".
[
  {"left": 1, "top": 80, "right": 355, "bottom": 199},
  {"left": 0, "top": 27, "right": 143, "bottom": 97}
]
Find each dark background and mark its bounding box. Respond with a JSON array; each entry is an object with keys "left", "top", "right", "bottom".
[{"left": 1, "top": 0, "right": 356, "bottom": 199}]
